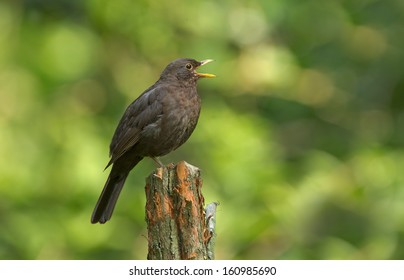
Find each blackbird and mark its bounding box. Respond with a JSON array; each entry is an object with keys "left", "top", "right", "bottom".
[{"left": 91, "top": 58, "right": 215, "bottom": 224}]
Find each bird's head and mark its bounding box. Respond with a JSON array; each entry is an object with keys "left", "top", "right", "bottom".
[{"left": 160, "top": 58, "right": 215, "bottom": 84}]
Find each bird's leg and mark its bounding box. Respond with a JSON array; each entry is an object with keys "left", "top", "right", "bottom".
[
  {"left": 152, "top": 157, "right": 165, "bottom": 168},
  {"left": 152, "top": 157, "right": 165, "bottom": 180}
]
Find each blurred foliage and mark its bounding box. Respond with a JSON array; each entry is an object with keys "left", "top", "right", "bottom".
[{"left": 0, "top": 0, "right": 404, "bottom": 260}]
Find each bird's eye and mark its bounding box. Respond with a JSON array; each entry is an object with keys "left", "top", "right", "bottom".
[{"left": 185, "top": 63, "right": 192, "bottom": 70}]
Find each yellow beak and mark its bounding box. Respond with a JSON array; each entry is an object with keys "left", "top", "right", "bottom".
[{"left": 196, "top": 59, "right": 216, "bottom": 78}]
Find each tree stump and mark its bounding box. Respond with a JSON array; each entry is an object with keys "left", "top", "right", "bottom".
[{"left": 145, "top": 161, "right": 215, "bottom": 260}]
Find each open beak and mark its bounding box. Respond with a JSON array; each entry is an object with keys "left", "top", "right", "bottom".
[{"left": 195, "top": 59, "right": 216, "bottom": 78}]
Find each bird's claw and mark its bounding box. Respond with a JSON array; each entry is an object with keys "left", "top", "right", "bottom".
[{"left": 153, "top": 167, "right": 164, "bottom": 180}]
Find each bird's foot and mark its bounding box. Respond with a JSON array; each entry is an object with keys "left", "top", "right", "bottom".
[
  {"left": 151, "top": 157, "right": 165, "bottom": 179},
  {"left": 153, "top": 168, "right": 163, "bottom": 180}
]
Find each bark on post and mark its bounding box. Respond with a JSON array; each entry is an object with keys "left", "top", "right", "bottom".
[{"left": 145, "top": 161, "right": 212, "bottom": 260}]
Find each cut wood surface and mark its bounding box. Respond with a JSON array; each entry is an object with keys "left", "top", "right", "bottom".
[{"left": 145, "top": 161, "right": 215, "bottom": 260}]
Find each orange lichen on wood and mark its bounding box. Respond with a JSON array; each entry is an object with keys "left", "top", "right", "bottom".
[
  {"left": 176, "top": 162, "right": 202, "bottom": 219},
  {"left": 145, "top": 161, "right": 209, "bottom": 260},
  {"left": 163, "top": 195, "right": 174, "bottom": 219}
]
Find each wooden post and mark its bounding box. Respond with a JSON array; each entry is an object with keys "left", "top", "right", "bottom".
[{"left": 145, "top": 161, "right": 216, "bottom": 260}]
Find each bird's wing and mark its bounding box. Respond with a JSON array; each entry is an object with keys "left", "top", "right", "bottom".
[{"left": 106, "top": 87, "right": 163, "bottom": 168}]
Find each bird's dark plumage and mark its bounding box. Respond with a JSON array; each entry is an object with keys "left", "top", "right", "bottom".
[{"left": 91, "top": 58, "right": 215, "bottom": 224}]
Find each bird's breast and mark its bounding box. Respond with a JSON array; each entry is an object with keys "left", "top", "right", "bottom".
[{"left": 141, "top": 88, "right": 201, "bottom": 156}]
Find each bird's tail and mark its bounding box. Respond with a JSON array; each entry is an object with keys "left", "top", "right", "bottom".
[{"left": 91, "top": 157, "right": 143, "bottom": 224}]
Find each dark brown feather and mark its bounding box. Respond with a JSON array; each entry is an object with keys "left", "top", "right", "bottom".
[{"left": 91, "top": 58, "right": 213, "bottom": 224}]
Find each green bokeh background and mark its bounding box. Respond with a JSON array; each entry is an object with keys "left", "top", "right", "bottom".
[{"left": 1, "top": 0, "right": 404, "bottom": 259}]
